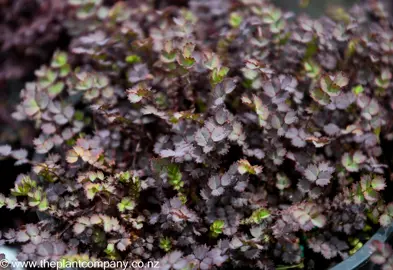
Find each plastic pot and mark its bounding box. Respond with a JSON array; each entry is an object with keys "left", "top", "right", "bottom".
[
  {"left": 331, "top": 222, "right": 393, "bottom": 270},
  {"left": 36, "top": 210, "right": 393, "bottom": 270}
]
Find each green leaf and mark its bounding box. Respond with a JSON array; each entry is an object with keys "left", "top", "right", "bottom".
[
  {"left": 117, "top": 197, "right": 135, "bottom": 212},
  {"left": 104, "top": 243, "right": 120, "bottom": 260},
  {"left": 320, "top": 75, "right": 341, "bottom": 96},
  {"left": 304, "top": 60, "right": 320, "bottom": 78},
  {"left": 59, "top": 64, "right": 71, "bottom": 77},
  {"left": 352, "top": 85, "right": 364, "bottom": 95},
  {"left": 94, "top": 75, "right": 109, "bottom": 89},
  {"left": 39, "top": 69, "right": 58, "bottom": 88},
  {"left": 250, "top": 208, "right": 271, "bottom": 223},
  {"left": 364, "top": 189, "right": 379, "bottom": 203},
  {"left": 253, "top": 95, "right": 269, "bottom": 127},
  {"left": 342, "top": 153, "right": 359, "bottom": 172},
  {"left": 177, "top": 55, "right": 195, "bottom": 68},
  {"left": 375, "top": 69, "right": 392, "bottom": 88},
  {"left": 270, "top": 18, "right": 285, "bottom": 33},
  {"left": 48, "top": 81, "right": 65, "bottom": 97},
  {"left": 0, "top": 194, "right": 5, "bottom": 208},
  {"left": 117, "top": 171, "right": 131, "bottom": 183},
  {"left": 353, "top": 183, "right": 365, "bottom": 204},
  {"left": 51, "top": 51, "right": 68, "bottom": 68},
  {"left": 85, "top": 183, "right": 102, "bottom": 200},
  {"left": 75, "top": 73, "right": 94, "bottom": 91},
  {"left": 161, "top": 51, "right": 177, "bottom": 63},
  {"left": 229, "top": 12, "right": 243, "bottom": 28},
  {"left": 125, "top": 55, "right": 141, "bottom": 64},
  {"left": 349, "top": 242, "right": 363, "bottom": 255},
  {"left": 210, "top": 220, "right": 225, "bottom": 237},
  {"left": 38, "top": 197, "right": 49, "bottom": 211},
  {"left": 24, "top": 98, "right": 40, "bottom": 116},
  {"left": 276, "top": 173, "right": 291, "bottom": 190},
  {"left": 161, "top": 40, "right": 177, "bottom": 63},
  {"left": 167, "top": 164, "right": 183, "bottom": 190},
  {"left": 204, "top": 53, "right": 220, "bottom": 70},
  {"left": 182, "top": 43, "right": 195, "bottom": 59},
  {"left": 159, "top": 237, "right": 172, "bottom": 252},
  {"left": 311, "top": 88, "right": 330, "bottom": 106},
  {"left": 238, "top": 159, "right": 263, "bottom": 175},
  {"left": 242, "top": 68, "right": 259, "bottom": 80},
  {"left": 127, "top": 84, "right": 151, "bottom": 103},
  {"left": 27, "top": 189, "right": 48, "bottom": 210},
  {"left": 11, "top": 176, "right": 37, "bottom": 196}
]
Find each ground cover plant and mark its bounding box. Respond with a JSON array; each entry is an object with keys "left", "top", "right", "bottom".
[{"left": 1, "top": 0, "right": 393, "bottom": 269}]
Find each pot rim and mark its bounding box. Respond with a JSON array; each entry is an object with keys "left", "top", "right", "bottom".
[{"left": 330, "top": 222, "right": 393, "bottom": 270}]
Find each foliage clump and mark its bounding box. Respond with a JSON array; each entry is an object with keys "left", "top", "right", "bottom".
[{"left": 1, "top": 0, "right": 393, "bottom": 269}]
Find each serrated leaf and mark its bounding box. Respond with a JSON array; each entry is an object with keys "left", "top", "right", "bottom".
[
  {"left": 211, "top": 187, "right": 224, "bottom": 196},
  {"left": 213, "top": 79, "right": 236, "bottom": 106},
  {"left": 127, "top": 85, "right": 151, "bottom": 103},
  {"left": 238, "top": 159, "right": 262, "bottom": 175},
  {"left": 211, "top": 66, "right": 229, "bottom": 84},
  {"left": 334, "top": 72, "right": 349, "bottom": 88},
  {"left": 316, "top": 171, "right": 332, "bottom": 186},
  {"left": 117, "top": 239, "right": 131, "bottom": 251},
  {"left": 177, "top": 54, "right": 195, "bottom": 68},
  {"left": 311, "top": 215, "right": 326, "bottom": 228},
  {"left": 204, "top": 53, "right": 220, "bottom": 70},
  {"left": 117, "top": 197, "right": 135, "bottom": 212},
  {"left": 371, "top": 176, "right": 386, "bottom": 191},
  {"left": 195, "top": 128, "right": 210, "bottom": 147},
  {"left": 16, "top": 231, "right": 30, "bottom": 242},
  {"left": 379, "top": 214, "right": 392, "bottom": 227},
  {"left": 364, "top": 189, "right": 379, "bottom": 203},
  {"left": 305, "top": 164, "right": 318, "bottom": 182},
  {"left": 211, "top": 126, "right": 230, "bottom": 142},
  {"left": 342, "top": 153, "right": 359, "bottom": 172}
]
